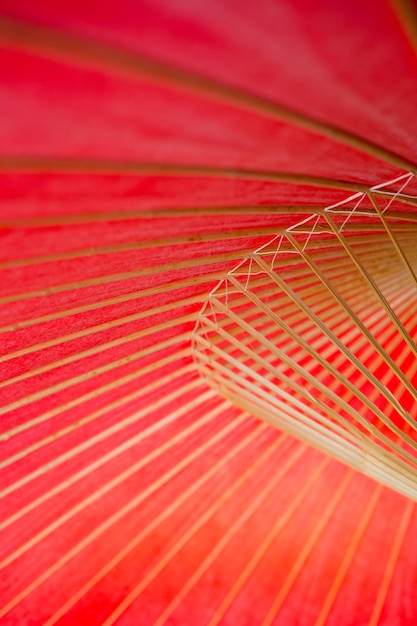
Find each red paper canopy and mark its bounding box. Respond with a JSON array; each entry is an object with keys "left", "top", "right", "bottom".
[{"left": 1, "top": 2, "right": 417, "bottom": 624}]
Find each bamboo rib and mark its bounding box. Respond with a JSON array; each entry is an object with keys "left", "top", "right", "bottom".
[
  {"left": 369, "top": 193, "right": 417, "bottom": 289},
  {"left": 0, "top": 293, "right": 203, "bottom": 365},
  {"left": 0, "top": 234, "right": 396, "bottom": 333},
  {"left": 196, "top": 348, "right": 417, "bottom": 494},
  {"left": 200, "top": 296, "right": 414, "bottom": 430},
  {"left": 0, "top": 271, "right": 226, "bottom": 334},
  {"left": 195, "top": 338, "right": 361, "bottom": 445},
  {"left": 390, "top": 0, "right": 417, "bottom": 58},
  {"left": 0, "top": 347, "right": 191, "bottom": 468},
  {"left": 202, "top": 293, "right": 413, "bottom": 447},
  {"left": 224, "top": 274, "right": 416, "bottom": 451},
  {"left": 0, "top": 394, "right": 232, "bottom": 569},
  {"left": 253, "top": 250, "right": 417, "bottom": 420},
  {"left": 323, "top": 215, "right": 417, "bottom": 358},
  {"left": 195, "top": 348, "right": 359, "bottom": 456},
  {"left": 0, "top": 16, "right": 416, "bottom": 172},
  {"left": 0, "top": 331, "right": 192, "bottom": 441},
  {"left": 0, "top": 367, "right": 200, "bottom": 503},
  {"left": 201, "top": 293, "right": 413, "bottom": 415},
  {"left": 6, "top": 232, "right": 410, "bottom": 426},
  {"left": 0, "top": 205, "right": 322, "bottom": 228},
  {"left": 1, "top": 217, "right": 416, "bottom": 273},
  {"left": 0, "top": 156, "right": 371, "bottom": 191},
  {"left": 0, "top": 229, "right": 413, "bottom": 316},
  {"left": 0, "top": 248, "right": 255, "bottom": 306},
  {"left": 43, "top": 420, "right": 270, "bottom": 626},
  {"left": 260, "top": 469, "right": 359, "bottom": 626},
  {"left": 0, "top": 226, "right": 287, "bottom": 271},
  {"left": 313, "top": 485, "right": 383, "bottom": 626},
  {"left": 214, "top": 380, "right": 417, "bottom": 499},
  {"left": 192, "top": 198, "right": 417, "bottom": 498},
  {"left": 368, "top": 499, "right": 415, "bottom": 626},
  {"left": 0, "top": 403, "right": 246, "bottom": 572},
  {"left": 1, "top": 9, "right": 417, "bottom": 625},
  {"left": 100, "top": 442, "right": 308, "bottom": 626},
  {"left": 0, "top": 313, "right": 196, "bottom": 417},
  {"left": 1, "top": 205, "right": 416, "bottom": 230},
  {"left": 205, "top": 457, "right": 331, "bottom": 626},
  {"left": 154, "top": 457, "right": 340, "bottom": 626},
  {"left": 205, "top": 272, "right": 414, "bottom": 401},
  {"left": 194, "top": 323, "right": 367, "bottom": 444},
  {"left": 0, "top": 422, "right": 285, "bottom": 620},
  {"left": 3, "top": 257, "right": 405, "bottom": 398},
  {"left": 279, "top": 235, "right": 417, "bottom": 406},
  {"left": 199, "top": 308, "right": 416, "bottom": 464}
]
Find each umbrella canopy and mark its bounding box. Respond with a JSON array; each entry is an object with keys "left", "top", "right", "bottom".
[{"left": 1, "top": 1, "right": 417, "bottom": 624}]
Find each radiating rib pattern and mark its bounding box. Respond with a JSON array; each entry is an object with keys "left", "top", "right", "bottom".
[
  {"left": 193, "top": 175, "right": 417, "bottom": 499},
  {"left": 1, "top": 1, "right": 417, "bottom": 624}
]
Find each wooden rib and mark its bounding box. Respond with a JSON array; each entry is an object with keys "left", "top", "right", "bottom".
[
  {"left": 254, "top": 250, "right": 417, "bottom": 422},
  {"left": 43, "top": 420, "right": 270, "bottom": 626},
  {"left": 0, "top": 407, "right": 256, "bottom": 619},
  {"left": 203, "top": 287, "right": 413, "bottom": 403},
  {"left": 205, "top": 263, "right": 413, "bottom": 381},
  {"left": 280, "top": 234, "right": 417, "bottom": 408},
  {"left": 369, "top": 192, "right": 417, "bottom": 289},
  {"left": 153, "top": 460, "right": 340, "bottom": 626},
  {"left": 368, "top": 499, "right": 415, "bottom": 626},
  {"left": 0, "top": 348, "right": 190, "bottom": 468},
  {"left": 0, "top": 16, "right": 416, "bottom": 172},
  {"left": 0, "top": 271, "right": 225, "bottom": 334},
  {"left": 205, "top": 457, "right": 330, "bottom": 626},
  {"left": 260, "top": 469, "right": 356, "bottom": 626},
  {"left": 204, "top": 294, "right": 411, "bottom": 452},
  {"left": 202, "top": 332, "right": 415, "bottom": 471},
  {"left": 313, "top": 484, "right": 383, "bottom": 626},
  {"left": 209, "top": 470, "right": 354, "bottom": 626},
  {"left": 390, "top": 0, "right": 417, "bottom": 57},
  {"left": 203, "top": 305, "right": 365, "bottom": 394},
  {"left": 225, "top": 273, "right": 417, "bottom": 452},
  {"left": 194, "top": 288, "right": 415, "bottom": 495},
  {"left": 255, "top": 232, "right": 417, "bottom": 264},
  {"left": 0, "top": 248, "right": 253, "bottom": 305},
  {"left": 207, "top": 300, "right": 398, "bottom": 402},
  {"left": 0, "top": 366, "right": 198, "bottom": 504},
  {"left": 0, "top": 155, "right": 370, "bottom": 192},
  {"left": 0, "top": 226, "right": 287, "bottom": 271},
  {"left": 1, "top": 230, "right": 413, "bottom": 308},
  {"left": 1, "top": 256, "right": 391, "bottom": 363},
  {"left": 0, "top": 293, "right": 202, "bottom": 364},
  {"left": 198, "top": 366, "right": 369, "bottom": 472},
  {"left": 0, "top": 331, "right": 191, "bottom": 440},
  {"left": 197, "top": 266, "right": 416, "bottom": 470},
  {"left": 100, "top": 442, "right": 306, "bottom": 626},
  {"left": 0, "top": 205, "right": 320, "bottom": 228},
  {"left": 227, "top": 399, "right": 417, "bottom": 498},
  {"left": 195, "top": 350, "right": 417, "bottom": 497},
  {"left": 195, "top": 338, "right": 363, "bottom": 448},
  {"left": 194, "top": 325, "right": 366, "bottom": 445},
  {"left": 2, "top": 218, "right": 417, "bottom": 272},
  {"left": 0, "top": 205, "right": 333, "bottom": 229},
  {"left": 198, "top": 357, "right": 355, "bottom": 459},
  {"left": 0, "top": 268, "right": 336, "bottom": 348},
  {"left": 324, "top": 214, "right": 417, "bottom": 359},
  {"left": 0, "top": 392, "right": 228, "bottom": 567},
  {"left": 0, "top": 380, "right": 202, "bottom": 530},
  {"left": 0, "top": 312, "right": 196, "bottom": 414},
  {"left": 1, "top": 206, "right": 416, "bottom": 230}
]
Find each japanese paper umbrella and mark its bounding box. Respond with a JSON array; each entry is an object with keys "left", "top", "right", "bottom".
[{"left": 1, "top": 1, "right": 417, "bottom": 624}]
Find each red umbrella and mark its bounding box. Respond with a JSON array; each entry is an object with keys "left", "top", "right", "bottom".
[{"left": 1, "top": 1, "right": 417, "bottom": 624}]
